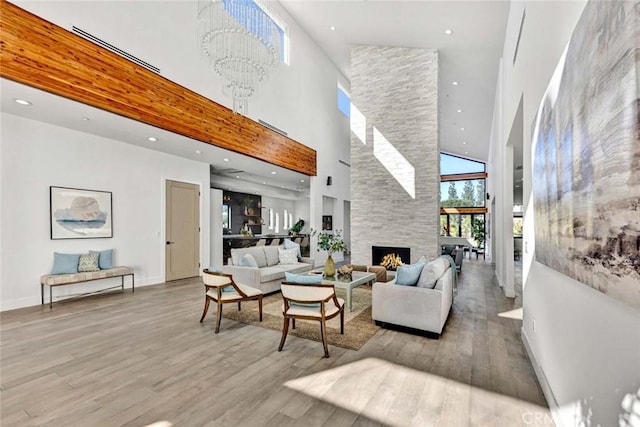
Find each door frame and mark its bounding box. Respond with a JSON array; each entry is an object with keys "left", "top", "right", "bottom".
[{"left": 162, "top": 178, "right": 203, "bottom": 282}]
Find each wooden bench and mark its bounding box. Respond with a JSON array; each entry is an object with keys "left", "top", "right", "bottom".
[{"left": 40, "top": 267, "right": 134, "bottom": 308}]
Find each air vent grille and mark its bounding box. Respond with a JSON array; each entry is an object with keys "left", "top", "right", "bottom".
[
  {"left": 72, "top": 26, "right": 160, "bottom": 74},
  {"left": 259, "top": 119, "right": 287, "bottom": 136}
]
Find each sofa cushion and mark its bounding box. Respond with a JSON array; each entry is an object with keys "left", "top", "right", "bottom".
[
  {"left": 78, "top": 252, "right": 100, "bottom": 272},
  {"left": 417, "top": 257, "right": 448, "bottom": 289},
  {"left": 90, "top": 249, "right": 113, "bottom": 269},
  {"left": 263, "top": 246, "right": 280, "bottom": 266},
  {"left": 260, "top": 265, "right": 290, "bottom": 283},
  {"left": 284, "top": 239, "right": 301, "bottom": 258},
  {"left": 239, "top": 253, "right": 259, "bottom": 268},
  {"left": 231, "top": 247, "right": 267, "bottom": 268},
  {"left": 278, "top": 248, "right": 298, "bottom": 265},
  {"left": 395, "top": 261, "right": 425, "bottom": 286},
  {"left": 51, "top": 252, "right": 81, "bottom": 275},
  {"left": 285, "top": 271, "right": 322, "bottom": 284}
]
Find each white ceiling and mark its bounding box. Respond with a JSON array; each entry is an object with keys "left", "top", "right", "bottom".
[
  {"left": 2, "top": 1, "right": 510, "bottom": 189},
  {"left": 280, "top": 0, "right": 510, "bottom": 161}
]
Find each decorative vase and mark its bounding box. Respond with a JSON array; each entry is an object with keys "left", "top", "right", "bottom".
[{"left": 324, "top": 254, "right": 336, "bottom": 277}]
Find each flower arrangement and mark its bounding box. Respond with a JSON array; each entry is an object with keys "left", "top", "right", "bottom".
[{"left": 311, "top": 228, "right": 348, "bottom": 256}]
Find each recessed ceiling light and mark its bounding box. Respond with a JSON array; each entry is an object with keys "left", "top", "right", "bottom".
[
  {"left": 462, "top": 141, "right": 467, "bottom": 145},
  {"left": 223, "top": 158, "right": 230, "bottom": 162},
  {"left": 236, "top": 175, "right": 240, "bottom": 179},
  {"left": 461, "top": 127, "right": 465, "bottom": 131},
  {"left": 452, "top": 81, "right": 459, "bottom": 86},
  {"left": 271, "top": 171, "right": 277, "bottom": 175},
  {"left": 300, "top": 179, "right": 305, "bottom": 182},
  {"left": 14, "top": 98, "right": 31, "bottom": 106},
  {"left": 148, "top": 137, "right": 158, "bottom": 142},
  {"left": 457, "top": 109, "right": 463, "bottom": 113},
  {"left": 262, "top": 182, "right": 266, "bottom": 185},
  {"left": 195, "top": 150, "right": 202, "bottom": 154},
  {"left": 330, "top": 26, "right": 336, "bottom": 31},
  {"left": 444, "top": 29, "right": 453, "bottom": 35},
  {"left": 81, "top": 116, "right": 90, "bottom": 121},
  {"left": 465, "top": 151, "right": 468, "bottom": 154}
]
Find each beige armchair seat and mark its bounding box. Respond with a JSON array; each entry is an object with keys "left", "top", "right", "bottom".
[
  {"left": 200, "top": 270, "right": 263, "bottom": 333},
  {"left": 278, "top": 283, "right": 344, "bottom": 358}
]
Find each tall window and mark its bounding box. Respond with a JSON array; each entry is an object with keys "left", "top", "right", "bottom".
[
  {"left": 223, "top": 0, "right": 289, "bottom": 65},
  {"left": 268, "top": 208, "right": 274, "bottom": 230},
  {"left": 337, "top": 83, "right": 350, "bottom": 118},
  {"left": 275, "top": 212, "right": 280, "bottom": 233},
  {"left": 440, "top": 153, "right": 488, "bottom": 242},
  {"left": 283, "top": 209, "right": 289, "bottom": 229}
]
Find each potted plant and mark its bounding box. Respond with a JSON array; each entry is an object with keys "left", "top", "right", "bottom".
[
  {"left": 289, "top": 218, "right": 305, "bottom": 236},
  {"left": 311, "top": 228, "right": 348, "bottom": 276},
  {"left": 472, "top": 219, "right": 486, "bottom": 248}
]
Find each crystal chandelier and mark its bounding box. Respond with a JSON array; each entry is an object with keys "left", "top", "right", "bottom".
[{"left": 198, "top": 0, "right": 282, "bottom": 114}]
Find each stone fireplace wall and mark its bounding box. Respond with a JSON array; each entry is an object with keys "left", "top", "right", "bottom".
[{"left": 350, "top": 45, "right": 440, "bottom": 265}]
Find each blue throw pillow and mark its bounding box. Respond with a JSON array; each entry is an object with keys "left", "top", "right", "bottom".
[
  {"left": 51, "top": 252, "right": 81, "bottom": 275},
  {"left": 204, "top": 267, "right": 233, "bottom": 292},
  {"left": 395, "top": 261, "right": 425, "bottom": 286},
  {"left": 285, "top": 271, "right": 322, "bottom": 284},
  {"left": 239, "top": 253, "right": 259, "bottom": 268},
  {"left": 284, "top": 239, "right": 301, "bottom": 258},
  {"left": 90, "top": 249, "right": 113, "bottom": 269},
  {"left": 284, "top": 272, "right": 322, "bottom": 308}
]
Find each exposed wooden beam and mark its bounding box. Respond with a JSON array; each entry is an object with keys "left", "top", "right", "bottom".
[
  {"left": 440, "top": 207, "right": 488, "bottom": 214},
  {"left": 0, "top": 0, "right": 316, "bottom": 176},
  {"left": 440, "top": 172, "right": 487, "bottom": 182}
]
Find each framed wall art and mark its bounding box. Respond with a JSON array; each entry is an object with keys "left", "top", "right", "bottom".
[{"left": 50, "top": 186, "right": 113, "bottom": 239}]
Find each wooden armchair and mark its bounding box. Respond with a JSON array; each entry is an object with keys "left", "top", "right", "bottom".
[
  {"left": 200, "top": 269, "right": 263, "bottom": 333},
  {"left": 278, "top": 282, "right": 345, "bottom": 358}
]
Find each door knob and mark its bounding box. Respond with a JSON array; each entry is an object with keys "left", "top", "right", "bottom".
[{"left": 166, "top": 241, "right": 175, "bottom": 245}]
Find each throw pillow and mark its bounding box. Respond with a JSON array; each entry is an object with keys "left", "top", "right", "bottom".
[
  {"left": 278, "top": 248, "right": 298, "bottom": 265},
  {"left": 284, "top": 239, "right": 301, "bottom": 258},
  {"left": 78, "top": 252, "right": 100, "bottom": 272},
  {"left": 284, "top": 272, "right": 322, "bottom": 308},
  {"left": 90, "top": 249, "right": 113, "bottom": 269},
  {"left": 51, "top": 252, "right": 81, "bottom": 275},
  {"left": 239, "top": 253, "right": 259, "bottom": 268},
  {"left": 284, "top": 271, "right": 322, "bottom": 284},
  {"left": 204, "top": 267, "right": 233, "bottom": 292},
  {"left": 417, "top": 258, "right": 447, "bottom": 289},
  {"left": 395, "top": 261, "right": 425, "bottom": 286}
]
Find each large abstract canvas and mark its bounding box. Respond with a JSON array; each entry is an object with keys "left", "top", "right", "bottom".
[
  {"left": 532, "top": 1, "right": 640, "bottom": 309},
  {"left": 50, "top": 186, "right": 113, "bottom": 239}
]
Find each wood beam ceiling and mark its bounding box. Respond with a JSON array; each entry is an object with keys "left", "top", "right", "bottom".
[{"left": 0, "top": 0, "right": 316, "bottom": 176}]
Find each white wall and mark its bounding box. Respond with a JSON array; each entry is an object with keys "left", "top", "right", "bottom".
[
  {"left": 0, "top": 113, "right": 211, "bottom": 310},
  {"left": 12, "top": 0, "right": 352, "bottom": 265},
  {"left": 210, "top": 189, "right": 223, "bottom": 270},
  {"left": 493, "top": 1, "right": 640, "bottom": 425},
  {"left": 261, "top": 195, "right": 296, "bottom": 233}
]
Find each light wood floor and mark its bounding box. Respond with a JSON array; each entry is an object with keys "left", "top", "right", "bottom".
[{"left": 1, "top": 259, "right": 551, "bottom": 426}]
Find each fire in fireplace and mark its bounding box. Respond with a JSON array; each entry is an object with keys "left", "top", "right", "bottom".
[{"left": 372, "top": 246, "right": 411, "bottom": 271}]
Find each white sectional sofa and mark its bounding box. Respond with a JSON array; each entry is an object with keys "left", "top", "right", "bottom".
[
  {"left": 222, "top": 245, "right": 314, "bottom": 294},
  {"left": 372, "top": 256, "right": 455, "bottom": 335}
]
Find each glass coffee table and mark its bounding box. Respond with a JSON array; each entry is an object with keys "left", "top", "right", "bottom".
[{"left": 309, "top": 270, "right": 376, "bottom": 311}]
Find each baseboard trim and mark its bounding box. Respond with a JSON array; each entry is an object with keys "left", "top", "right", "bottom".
[
  {"left": 1, "top": 276, "right": 164, "bottom": 312},
  {"left": 521, "top": 327, "right": 564, "bottom": 427}
]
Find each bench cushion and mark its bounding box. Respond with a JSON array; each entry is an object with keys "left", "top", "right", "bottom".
[{"left": 41, "top": 267, "right": 133, "bottom": 286}]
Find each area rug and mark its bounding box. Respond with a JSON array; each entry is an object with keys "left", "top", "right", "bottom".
[{"left": 220, "top": 285, "right": 379, "bottom": 351}]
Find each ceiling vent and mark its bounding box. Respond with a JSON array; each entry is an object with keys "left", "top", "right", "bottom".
[
  {"left": 72, "top": 26, "right": 160, "bottom": 74},
  {"left": 259, "top": 119, "right": 287, "bottom": 136}
]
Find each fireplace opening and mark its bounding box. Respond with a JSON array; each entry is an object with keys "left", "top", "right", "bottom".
[{"left": 372, "top": 246, "right": 411, "bottom": 271}]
